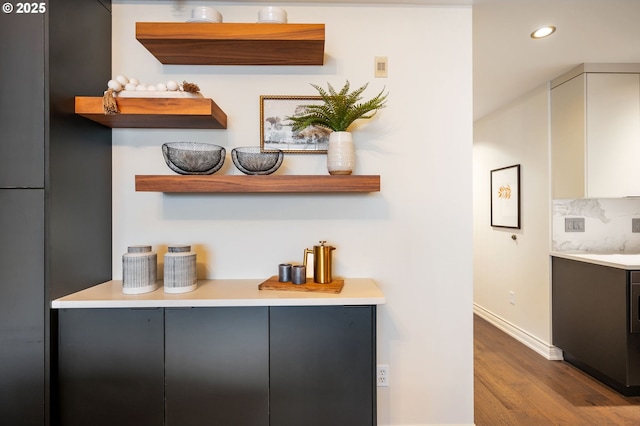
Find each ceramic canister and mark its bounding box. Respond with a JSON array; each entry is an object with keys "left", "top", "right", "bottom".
[
  {"left": 122, "top": 246, "right": 158, "bottom": 294},
  {"left": 164, "top": 251, "right": 197, "bottom": 294},
  {"left": 127, "top": 245, "right": 152, "bottom": 253},
  {"left": 168, "top": 245, "right": 191, "bottom": 253}
]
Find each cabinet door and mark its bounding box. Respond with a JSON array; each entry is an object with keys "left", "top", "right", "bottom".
[
  {"left": 269, "top": 305, "right": 376, "bottom": 426},
  {"left": 552, "top": 257, "right": 628, "bottom": 384},
  {"left": 57, "top": 308, "right": 164, "bottom": 426},
  {"left": 165, "top": 307, "right": 269, "bottom": 426},
  {"left": 0, "top": 190, "right": 44, "bottom": 424},
  {"left": 551, "top": 74, "right": 586, "bottom": 199},
  {"left": 0, "top": 12, "right": 45, "bottom": 187},
  {"left": 48, "top": 0, "right": 113, "bottom": 302},
  {"left": 586, "top": 73, "right": 640, "bottom": 197}
]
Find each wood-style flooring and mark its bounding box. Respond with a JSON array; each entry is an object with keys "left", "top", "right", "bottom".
[{"left": 474, "top": 314, "right": 640, "bottom": 425}]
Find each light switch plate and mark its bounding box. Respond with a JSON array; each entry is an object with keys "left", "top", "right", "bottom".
[
  {"left": 565, "top": 217, "right": 585, "bottom": 232},
  {"left": 633, "top": 218, "right": 640, "bottom": 233},
  {"left": 374, "top": 56, "right": 388, "bottom": 78}
]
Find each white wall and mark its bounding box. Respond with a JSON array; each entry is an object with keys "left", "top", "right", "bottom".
[
  {"left": 473, "top": 84, "right": 557, "bottom": 358},
  {"left": 111, "top": 2, "right": 473, "bottom": 425}
]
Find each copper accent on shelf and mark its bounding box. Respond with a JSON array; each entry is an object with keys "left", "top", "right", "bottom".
[
  {"left": 303, "top": 241, "right": 335, "bottom": 283},
  {"left": 74, "top": 96, "right": 227, "bottom": 129},
  {"left": 136, "top": 22, "right": 325, "bottom": 66},
  {"left": 134, "top": 175, "right": 381, "bottom": 193},
  {"left": 258, "top": 275, "right": 344, "bottom": 294}
]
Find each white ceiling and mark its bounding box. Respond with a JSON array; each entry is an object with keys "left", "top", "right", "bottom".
[
  {"left": 472, "top": 0, "right": 640, "bottom": 121},
  {"left": 217, "top": 0, "right": 640, "bottom": 121}
]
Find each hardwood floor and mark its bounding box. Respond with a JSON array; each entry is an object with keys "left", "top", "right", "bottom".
[{"left": 474, "top": 315, "right": 640, "bottom": 425}]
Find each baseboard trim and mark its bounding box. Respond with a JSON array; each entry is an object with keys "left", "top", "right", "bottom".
[{"left": 473, "top": 304, "right": 563, "bottom": 361}]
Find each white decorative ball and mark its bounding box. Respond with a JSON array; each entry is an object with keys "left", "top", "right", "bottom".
[
  {"left": 129, "top": 78, "right": 140, "bottom": 86},
  {"left": 156, "top": 83, "right": 167, "bottom": 91},
  {"left": 115, "top": 75, "right": 129, "bottom": 86},
  {"left": 166, "top": 80, "right": 179, "bottom": 91},
  {"left": 147, "top": 85, "right": 157, "bottom": 92},
  {"left": 136, "top": 84, "right": 148, "bottom": 91},
  {"left": 124, "top": 83, "right": 137, "bottom": 91},
  {"left": 107, "top": 79, "right": 122, "bottom": 92}
]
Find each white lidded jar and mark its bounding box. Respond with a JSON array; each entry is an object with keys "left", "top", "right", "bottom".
[
  {"left": 122, "top": 245, "right": 158, "bottom": 294},
  {"left": 164, "top": 250, "right": 197, "bottom": 294}
]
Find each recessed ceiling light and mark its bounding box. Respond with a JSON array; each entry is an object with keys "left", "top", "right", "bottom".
[{"left": 531, "top": 26, "right": 556, "bottom": 39}]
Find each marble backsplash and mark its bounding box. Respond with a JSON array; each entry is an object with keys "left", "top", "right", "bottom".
[{"left": 553, "top": 198, "right": 640, "bottom": 252}]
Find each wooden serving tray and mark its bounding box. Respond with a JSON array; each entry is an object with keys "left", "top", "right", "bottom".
[{"left": 258, "top": 276, "right": 344, "bottom": 294}]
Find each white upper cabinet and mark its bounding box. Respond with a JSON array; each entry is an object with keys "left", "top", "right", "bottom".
[
  {"left": 587, "top": 73, "right": 640, "bottom": 197},
  {"left": 551, "top": 64, "right": 640, "bottom": 198},
  {"left": 551, "top": 72, "right": 586, "bottom": 199}
]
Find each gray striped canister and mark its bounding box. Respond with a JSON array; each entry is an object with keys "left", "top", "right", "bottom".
[
  {"left": 122, "top": 246, "right": 158, "bottom": 294},
  {"left": 164, "top": 251, "right": 197, "bottom": 294},
  {"left": 127, "top": 245, "right": 152, "bottom": 253}
]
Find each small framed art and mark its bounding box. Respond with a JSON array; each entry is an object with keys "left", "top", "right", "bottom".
[
  {"left": 490, "top": 164, "right": 521, "bottom": 229},
  {"left": 260, "top": 95, "right": 332, "bottom": 153}
]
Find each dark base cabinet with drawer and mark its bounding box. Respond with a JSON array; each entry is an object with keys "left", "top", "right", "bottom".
[
  {"left": 552, "top": 256, "right": 640, "bottom": 396},
  {"left": 55, "top": 305, "right": 376, "bottom": 425}
]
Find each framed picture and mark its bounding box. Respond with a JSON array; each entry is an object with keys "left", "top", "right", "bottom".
[
  {"left": 490, "top": 164, "right": 521, "bottom": 229},
  {"left": 260, "top": 95, "right": 332, "bottom": 153}
]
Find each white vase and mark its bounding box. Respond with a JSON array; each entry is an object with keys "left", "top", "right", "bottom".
[{"left": 327, "top": 131, "right": 354, "bottom": 175}]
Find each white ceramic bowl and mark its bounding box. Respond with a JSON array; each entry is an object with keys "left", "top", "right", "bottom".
[
  {"left": 188, "top": 6, "right": 222, "bottom": 23},
  {"left": 258, "top": 6, "right": 287, "bottom": 23}
]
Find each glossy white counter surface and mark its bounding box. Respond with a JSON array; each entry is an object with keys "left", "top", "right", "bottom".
[
  {"left": 551, "top": 252, "right": 640, "bottom": 270},
  {"left": 51, "top": 278, "right": 386, "bottom": 309}
]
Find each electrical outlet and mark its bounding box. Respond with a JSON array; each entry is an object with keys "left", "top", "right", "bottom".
[
  {"left": 377, "top": 364, "right": 389, "bottom": 387},
  {"left": 565, "top": 217, "right": 585, "bottom": 232},
  {"left": 633, "top": 218, "right": 640, "bottom": 233},
  {"left": 509, "top": 291, "right": 515, "bottom": 305}
]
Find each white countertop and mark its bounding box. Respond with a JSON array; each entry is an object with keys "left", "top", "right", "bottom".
[
  {"left": 51, "top": 278, "right": 386, "bottom": 309},
  {"left": 551, "top": 252, "right": 640, "bottom": 270}
]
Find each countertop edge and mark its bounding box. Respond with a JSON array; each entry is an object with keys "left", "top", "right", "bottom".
[
  {"left": 551, "top": 251, "right": 640, "bottom": 270},
  {"left": 51, "top": 278, "right": 386, "bottom": 309}
]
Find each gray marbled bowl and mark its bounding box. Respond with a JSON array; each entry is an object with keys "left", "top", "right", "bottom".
[{"left": 162, "top": 142, "right": 225, "bottom": 175}]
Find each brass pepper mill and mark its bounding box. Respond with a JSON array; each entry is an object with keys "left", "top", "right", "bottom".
[{"left": 303, "top": 240, "right": 336, "bottom": 284}]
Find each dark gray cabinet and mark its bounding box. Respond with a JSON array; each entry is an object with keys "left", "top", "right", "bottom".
[
  {"left": 47, "top": 0, "right": 112, "bottom": 303},
  {"left": 56, "top": 308, "right": 164, "bottom": 426},
  {"left": 270, "top": 306, "right": 376, "bottom": 426},
  {"left": 0, "top": 190, "right": 45, "bottom": 425},
  {"left": 0, "top": 13, "right": 44, "bottom": 187},
  {"left": 552, "top": 256, "right": 640, "bottom": 395},
  {"left": 56, "top": 305, "right": 377, "bottom": 425},
  {"left": 0, "top": 1, "right": 112, "bottom": 423},
  {"left": 165, "top": 307, "right": 269, "bottom": 426}
]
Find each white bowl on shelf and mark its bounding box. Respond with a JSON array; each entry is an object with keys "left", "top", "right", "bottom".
[
  {"left": 188, "top": 6, "right": 222, "bottom": 23},
  {"left": 258, "top": 6, "right": 287, "bottom": 23}
]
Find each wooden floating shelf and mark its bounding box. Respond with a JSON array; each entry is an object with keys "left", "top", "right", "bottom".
[
  {"left": 135, "top": 175, "right": 380, "bottom": 193},
  {"left": 74, "top": 96, "right": 227, "bottom": 129},
  {"left": 136, "top": 22, "right": 325, "bottom": 65}
]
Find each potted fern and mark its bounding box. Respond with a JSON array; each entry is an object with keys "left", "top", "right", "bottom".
[{"left": 287, "top": 81, "right": 388, "bottom": 175}]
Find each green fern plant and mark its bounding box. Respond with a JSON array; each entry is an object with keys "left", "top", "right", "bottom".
[{"left": 287, "top": 81, "right": 388, "bottom": 132}]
